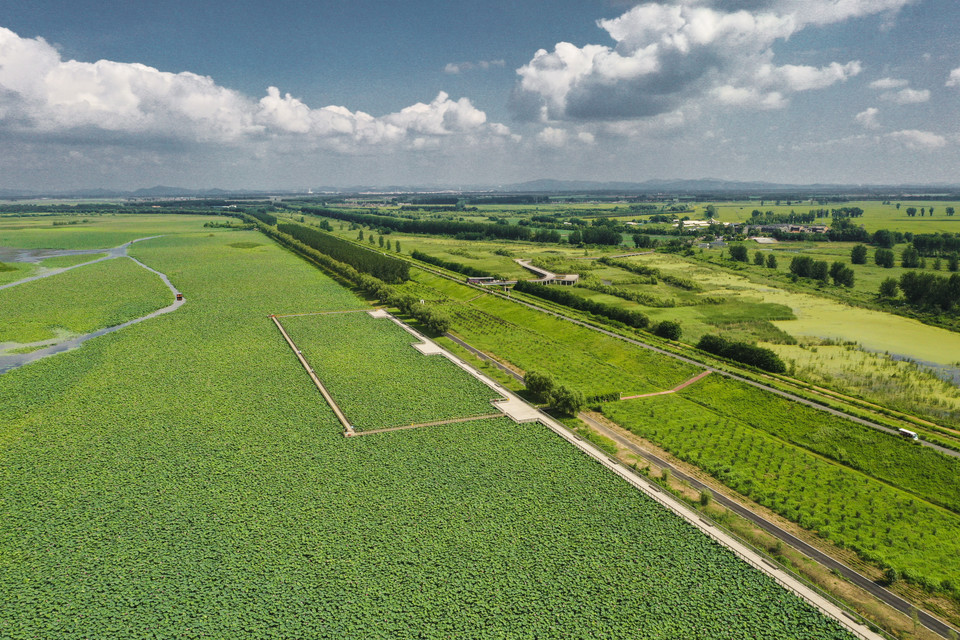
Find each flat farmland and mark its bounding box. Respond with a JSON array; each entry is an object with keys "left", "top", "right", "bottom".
[
  {"left": 0, "top": 223, "right": 855, "bottom": 638},
  {"left": 0, "top": 257, "right": 172, "bottom": 347},
  {"left": 0, "top": 213, "right": 235, "bottom": 250},
  {"left": 602, "top": 392, "right": 960, "bottom": 591},
  {"left": 279, "top": 312, "right": 502, "bottom": 430}
]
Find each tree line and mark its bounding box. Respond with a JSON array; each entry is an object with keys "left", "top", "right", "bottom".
[
  {"left": 696, "top": 335, "right": 786, "bottom": 373},
  {"left": 302, "top": 207, "right": 550, "bottom": 243},
  {"left": 512, "top": 280, "right": 650, "bottom": 329},
  {"left": 897, "top": 272, "right": 960, "bottom": 311},
  {"left": 247, "top": 216, "right": 450, "bottom": 334},
  {"left": 411, "top": 250, "right": 499, "bottom": 279},
  {"left": 788, "top": 256, "right": 855, "bottom": 287},
  {"left": 277, "top": 222, "right": 409, "bottom": 283}
]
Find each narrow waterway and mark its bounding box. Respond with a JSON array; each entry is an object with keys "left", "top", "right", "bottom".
[{"left": 0, "top": 237, "right": 183, "bottom": 374}]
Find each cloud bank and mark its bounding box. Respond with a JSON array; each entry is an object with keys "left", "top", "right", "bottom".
[
  {"left": 0, "top": 27, "right": 511, "bottom": 149},
  {"left": 512, "top": 0, "right": 916, "bottom": 122}
]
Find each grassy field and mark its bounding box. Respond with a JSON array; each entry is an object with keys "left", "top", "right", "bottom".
[
  {"left": 602, "top": 393, "right": 960, "bottom": 592},
  {"left": 280, "top": 312, "right": 501, "bottom": 430},
  {"left": 38, "top": 252, "right": 108, "bottom": 268},
  {"left": 0, "top": 261, "right": 33, "bottom": 286},
  {"left": 0, "top": 257, "right": 173, "bottom": 346},
  {"left": 300, "top": 212, "right": 627, "bottom": 279},
  {"left": 620, "top": 252, "right": 960, "bottom": 369},
  {"left": 704, "top": 200, "right": 960, "bottom": 232},
  {"left": 700, "top": 240, "right": 953, "bottom": 303},
  {"left": 310, "top": 210, "right": 960, "bottom": 437},
  {"left": 0, "top": 213, "right": 234, "bottom": 249},
  {"left": 399, "top": 271, "right": 701, "bottom": 398},
  {"left": 770, "top": 342, "right": 960, "bottom": 427},
  {"left": 678, "top": 376, "right": 960, "bottom": 514},
  {"left": 0, "top": 224, "right": 855, "bottom": 639}
]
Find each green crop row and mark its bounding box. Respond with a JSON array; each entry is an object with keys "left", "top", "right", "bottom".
[
  {"left": 603, "top": 395, "right": 960, "bottom": 593},
  {"left": 420, "top": 281, "right": 699, "bottom": 398},
  {"left": 280, "top": 312, "right": 500, "bottom": 430},
  {"left": 679, "top": 376, "right": 960, "bottom": 514}
]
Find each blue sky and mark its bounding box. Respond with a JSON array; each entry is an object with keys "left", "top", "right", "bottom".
[{"left": 1, "top": 0, "right": 958, "bottom": 190}]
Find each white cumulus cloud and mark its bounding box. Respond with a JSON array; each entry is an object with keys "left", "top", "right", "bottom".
[
  {"left": 886, "top": 129, "right": 946, "bottom": 149},
  {"left": 443, "top": 59, "right": 505, "bottom": 74},
  {"left": 855, "top": 107, "right": 880, "bottom": 129},
  {"left": 513, "top": 0, "right": 891, "bottom": 122},
  {"left": 869, "top": 77, "right": 909, "bottom": 89},
  {"left": 0, "top": 26, "right": 510, "bottom": 149},
  {"left": 880, "top": 88, "right": 930, "bottom": 104},
  {"left": 537, "top": 126, "right": 569, "bottom": 147},
  {"left": 946, "top": 67, "right": 960, "bottom": 87}
]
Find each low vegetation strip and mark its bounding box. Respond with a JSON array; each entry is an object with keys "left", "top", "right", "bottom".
[
  {"left": 280, "top": 312, "right": 502, "bottom": 431},
  {"left": 411, "top": 249, "right": 499, "bottom": 279},
  {"left": 679, "top": 376, "right": 960, "bottom": 515},
  {"left": 602, "top": 394, "right": 960, "bottom": 594},
  {"left": 697, "top": 333, "right": 787, "bottom": 373},
  {"left": 597, "top": 256, "right": 701, "bottom": 290},
  {"left": 438, "top": 294, "right": 695, "bottom": 398},
  {"left": 303, "top": 206, "right": 538, "bottom": 242},
  {"left": 513, "top": 279, "right": 650, "bottom": 329}
]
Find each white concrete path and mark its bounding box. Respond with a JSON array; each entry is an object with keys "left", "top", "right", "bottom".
[{"left": 368, "top": 308, "right": 883, "bottom": 640}]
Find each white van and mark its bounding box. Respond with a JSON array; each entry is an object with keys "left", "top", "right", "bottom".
[{"left": 898, "top": 428, "right": 919, "bottom": 441}]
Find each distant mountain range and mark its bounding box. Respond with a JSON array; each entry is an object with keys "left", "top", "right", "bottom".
[
  {"left": 2, "top": 179, "right": 959, "bottom": 200},
  {"left": 502, "top": 178, "right": 960, "bottom": 194}
]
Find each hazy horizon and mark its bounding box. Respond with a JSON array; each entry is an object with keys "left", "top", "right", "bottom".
[{"left": 2, "top": 0, "right": 958, "bottom": 190}]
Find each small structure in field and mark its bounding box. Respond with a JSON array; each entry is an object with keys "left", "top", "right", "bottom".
[{"left": 515, "top": 259, "right": 580, "bottom": 286}]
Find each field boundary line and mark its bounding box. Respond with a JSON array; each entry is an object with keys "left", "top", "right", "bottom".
[
  {"left": 348, "top": 413, "right": 503, "bottom": 436},
  {"left": 578, "top": 411, "right": 957, "bottom": 640},
  {"left": 367, "top": 309, "right": 541, "bottom": 425},
  {"left": 375, "top": 320, "right": 885, "bottom": 640},
  {"left": 270, "top": 314, "right": 356, "bottom": 436},
  {"left": 620, "top": 370, "right": 712, "bottom": 400},
  {"left": 273, "top": 309, "right": 372, "bottom": 318}
]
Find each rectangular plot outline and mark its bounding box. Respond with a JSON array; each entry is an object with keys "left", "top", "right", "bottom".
[
  {"left": 270, "top": 309, "right": 535, "bottom": 436},
  {"left": 268, "top": 312, "right": 878, "bottom": 639}
]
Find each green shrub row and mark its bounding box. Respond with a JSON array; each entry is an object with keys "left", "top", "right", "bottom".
[
  {"left": 597, "top": 257, "right": 700, "bottom": 290},
  {"left": 246, "top": 209, "right": 278, "bottom": 226},
  {"left": 513, "top": 280, "right": 649, "bottom": 329},
  {"left": 411, "top": 250, "right": 499, "bottom": 279},
  {"left": 696, "top": 334, "right": 786, "bottom": 373}
]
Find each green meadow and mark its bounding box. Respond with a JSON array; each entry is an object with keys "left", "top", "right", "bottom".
[
  {"left": 0, "top": 221, "right": 854, "bottom": 639},
  {"left": 0, "top": 213, "right": 234, "bottom": 249},
  {"left": 0, "top": 257, "right": 172, "bottom": 346}
]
